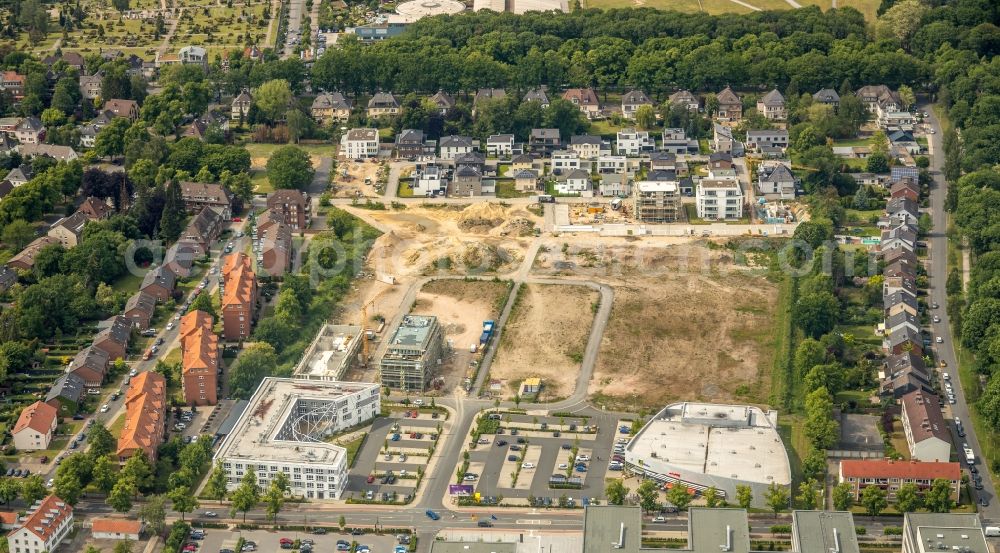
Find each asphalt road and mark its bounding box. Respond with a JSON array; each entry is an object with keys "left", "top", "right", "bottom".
[{"left": 923, "top": 105, "right": 1000, "bottom": 521}]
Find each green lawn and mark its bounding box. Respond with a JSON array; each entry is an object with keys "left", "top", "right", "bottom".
[
  {"left": 398, "top": 181, "right": 415, "bottom": 198},
  {"left": 496, "top": 181, "right": 534, "bottom": 199},
  {"left": 109, "top": 413, "right": 126, "bottom": 438},
  {"left": 243, "top": 143, "right": 338, "bottom": 159},
  {"left": 250, "top": 169, "right": 272, "bottom": 194},
  {"left": 832, "top": 138, "right": 873, "bottom": 147},
  {"left": 111, "top": 272, "right": 144, "bottom": 294}
]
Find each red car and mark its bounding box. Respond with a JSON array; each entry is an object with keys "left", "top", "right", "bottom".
[
  {"left": 410, "top": 412, "right": 419, "bottom": 418},
  {"left": 232, "top": 217, "right": 242, "bottom": 222},
  {"left": 279, "top": 538, "right": 293, "bottom": 546},
  {"left": 367, "top": 474, "right": 375, "bottom": 483},
  {"left": 183, "top": 545, "right": 198, "bottom": 552},
  {"left": 409, "top": 432, "right": 416, "bottom": 439}
]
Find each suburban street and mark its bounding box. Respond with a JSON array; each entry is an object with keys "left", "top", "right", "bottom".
[{"left": 923, "top": 105, "right": 1000, "bottom": 521}]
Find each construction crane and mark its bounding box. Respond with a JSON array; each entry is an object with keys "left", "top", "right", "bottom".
[{"left": 360, "top": 298, "right": 377, "bottom": 366}]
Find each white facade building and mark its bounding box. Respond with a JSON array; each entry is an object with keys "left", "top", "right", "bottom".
[
  {"left": 340, "top": 129, "right": 379, "bottom": 159},
  {"left": 550, "top": 150, "right": 581, "bottom": 174},
  {"left": 7, "top": 496, "right": 73, "bottom": 553},
  {"left": 615, "top": 128, "right": 655, "bottom": 157},
  {"left": 214, "top": 378, "right": 381, "bottom": 500},
  {"left": 697, "top": 179, "right": 744, "bottom": 220},
  {"left": 412, "top": 165, "right": 448, "bottom": 196}
]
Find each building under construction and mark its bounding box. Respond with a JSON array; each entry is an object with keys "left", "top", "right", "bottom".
[
  {"left": 379, "top": 315, "right": 443, "bottom": 392},
  {"left": 293, "top": 324, "right": 363, "bottom": 382},
  {"left": 634, "top": 181, "right": 681, "bottom": 223}
]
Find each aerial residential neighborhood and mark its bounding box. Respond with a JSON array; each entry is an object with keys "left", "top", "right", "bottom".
[{"left": 0, "top": 0, "right": 996, "bottom": 552}]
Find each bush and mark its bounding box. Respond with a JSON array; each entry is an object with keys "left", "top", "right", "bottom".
[
  {"left": 769, "top": 525, "right": 791, "bottom": 534},
  {"left": 883, "top": 526, "right": 903, "bottom": 536},
  {"left": 855, "top": 526, "right": 867, "bottom": 535}
]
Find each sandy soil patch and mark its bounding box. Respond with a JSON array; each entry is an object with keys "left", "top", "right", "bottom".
[
  {"left": 533, "top": 240, "right": 778, "bottom": 409},
  {"left": 592, "top": 247, "right": 777, "bottom": 409},
  {"left": 490, "top": 284, "right": 599, "bottom": 400}
]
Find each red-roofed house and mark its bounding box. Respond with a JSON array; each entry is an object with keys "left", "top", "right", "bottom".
[
  {"left": 0, "top": 511, "right": 19, "bottom": 530},
  {"left": 7, "top": 495, "right": 74, "bottom": 553},
  {"left": 117, "top": 371, "right": 166, "bottom": 463},
  {"left": 91, "top": 518, "right": 143, "bottom": 540},
  {"left": 11, "top": 401, "right": 57, "bottom": 451},
  {"left": 838, "top": 459, "right": 961, "bottom": 502}
]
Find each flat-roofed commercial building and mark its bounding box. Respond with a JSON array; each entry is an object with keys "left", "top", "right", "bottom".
[
  {"left": 213, "top": 377, "right": 380, "bottom": 499},
  {"left": 623, "top": 402, "right": 790, "bottom": 509},
  {"left": 791, "top": 511, "right": 860, "bottom": 553},
  {"left": 379, "top": 315, "right": 443, "bottom": 392},
  {"left": 293, "top": 324, "right": 363, "bottom": 382},
  {"left": 902, "top": 513, "right": 989, "bottom": 553}
]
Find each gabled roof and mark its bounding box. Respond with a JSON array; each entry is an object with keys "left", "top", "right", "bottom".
[
  {"left": 760, "top": 164, "right": 795, "bottom": 184},
  {"left": 562, "top": 168, "right": 590, "bottom": 181},
  {"left": 647, "top": 169, "right": 677, "bottom": 182},
  {"left": 887, "top": 326, "right": 921, "bottom": 349},
  {"left": 94, "top": 316, "right": 132, "bottom": 348},
  {"left": 124, "top": 291, "right": 157, "bottom": 317},
  {"left": 900, "top": 391, "right": 951, "bottom": 445},
  {"left": 439, "top": 135, "right": 474, "bottom": 148},
  {"left": 185, "top": 206, "right": 224, "bottom": 240},
  {"left": 512, "top": 169, "right": 538, "bottom": 179},
  {"left": 5, "top": 164, "right": 33, "bottom": 183},
  {"left": 180, "top": 310, "right": 214, "bottom": 349},
  {"left": 141, "top": 265, "right": 176, "bottom": 291},
  {"left": 487, "top": 134, "right": 513, "bottom": 144},
  {"left": 813, "top": 89, "right": 840, "bottom": 103},
  {"left": 884, "top": 289, "right": 918, "bottom": 311},
  {"left": 522, "top": 87, "right": 549, "bottom": 104},
  {"left": 622, "top": 90, "right": 651, "bottom": 106},
  {"left": 454, "top": 165, "right": 482, "bottom": 178},
  {"left": 117, "top": 371, "right": 166, "bottom": 460},
  {"left": 840, "top": 459, "right": 959, "bottom": 481},
  {"left": 368, "top": 92, "right": 399, "bottom": 108},
  {"left": 571, "top": 135, "right": 602, "bottom": 146},
  {"left": 69, "top": 346, "right": 110, "bottom": 381},
  {"left": 474, "top": 88, "right": 506, "bottom": 104},
  {"left": 759, "top": 89, "right": 785, "bottom": 107},
  {"left": 14, "top": 495, "right": 73, "bottom": 543},
  {"left": 46, "top": 373, "right": 86, "bottom": 404},
  {"left": 12, "top": 401, "right": 56, "bottom": 435},
  {"left": 17, "top": 116, "right": 43, "bottom": 131},
  {"left": 717, "top": 86, "right": 740, "bottom": 105},
  {"left": 886, "top": 310, "right": 920, "bottom": 333},
  {"left": 511, "top": 154, "right": 533, "bottom": 164},
  {"left": 430, "top": 90, "right": 455, "bottom": 109},
  {"left": 531, "top": 128, "right": 560, "bottom": 140},
  {"left": 669, "top": 89, "right": 698, "bottom": 104},
  {"left": 455, "top": 151, "right": 486, "bottom": 166},
  {"left": 91, "top": 518, "right": 143, "bottom": 535},
  {"left": 885, "top": 352, "right": 926, "bottom": 374},
  {"left": 396, "top": 129, "right": 425, "bottom": 144},
  {"left": 103, "top": 98, "right": 138, "bottom": 116},
  {"left": 49, "top": 211, "right": 89, "bottom": 238},
  {"left": 233, "top": 90, "right": 252, "bottom": 104},
  {"left": 312, "top": 92, "right": 352, "bottom": 111},
  {"left": 562, "top": 88, "right": 599, "bottom": 106},
  {"left": 18, "top": 143, "right": 77, "bottom": 161},
  {"left": 888, "top": 130, "right": 916, "bottom": 143},
  {"left": 78, "top": 197, "right": 112, "bottom": 220}
]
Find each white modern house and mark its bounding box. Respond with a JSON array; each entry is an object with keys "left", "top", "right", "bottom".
[
  {"left": 340, "top": 128, "right": 379, "bottom": 159},
  {"left": 696, "top": 179, "right": 744, "bottom": 220},
  {"left": 616, "top": 128, "right": 655, "bottom": 157},
  {"left": 550, "top": 150, "right": 581, "bottom": 175}
]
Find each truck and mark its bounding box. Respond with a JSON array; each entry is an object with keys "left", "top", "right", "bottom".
[
  {"left": 480, "top": 320, "right": 495, "bottom": 345},
  {"left": 965, "top": 447, "right": 976, "bottom": 464}
]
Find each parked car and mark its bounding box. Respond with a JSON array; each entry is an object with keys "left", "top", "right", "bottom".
[{"left": 203, "top": 511, "right": 218, "bottom": 518}]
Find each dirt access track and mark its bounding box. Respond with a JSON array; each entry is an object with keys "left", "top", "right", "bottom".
[
  {"left": 489, "top": 284, "right": 599, "bottom": 401},
  {"left": 532, "top": 239, "right": 779, "bottom": 409},
  {"left": 410, "top": 279, "right": 511, "bottom": 393}
]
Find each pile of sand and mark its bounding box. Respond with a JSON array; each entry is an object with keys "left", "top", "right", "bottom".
[
  {"left": 458, "top": 202, "right": 508, "bottom": 232},
  {"left": 461, "top": 243, "right": 517, "bottom": 273},
  {"left": 497, "top": 217, "right": 535, "bottom": 237}
]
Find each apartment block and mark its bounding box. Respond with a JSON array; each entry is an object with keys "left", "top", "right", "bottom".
[
  {"left": 221, "top": 253, "right": 257, "bottom": 342},
  {"left": 634, "top": 181, "right": 681, "bottom": 223},
  {"left": 696, "top": 179, "right": 744, "bottom": 220}
]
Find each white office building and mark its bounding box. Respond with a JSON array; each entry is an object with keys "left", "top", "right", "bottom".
[{"left": 214, "top": 378, "right": 381, "bottom": 499}]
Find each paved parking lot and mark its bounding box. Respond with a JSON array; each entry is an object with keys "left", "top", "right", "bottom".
[
  {"left": 464, "top": 412, "right": 616, "bottom": 505},
  {"left": 198, "top": 527, "right": 401, "bottom": 553},
  {"left": 345, "top": 408, "right": 446, "bottom": 503}
]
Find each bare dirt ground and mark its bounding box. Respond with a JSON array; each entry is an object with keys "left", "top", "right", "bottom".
[
  {"left": 410, "top": 279, "right": 511, "bottom": 393},
  {"left": 532, "top": 239, "right": 778, "bottom": 409},
  {"left": 332, "top": 160, "right": 382, "bottom": 198},
  {"left": 490, "top": 284, "right": 599, "bottom": 400}
]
